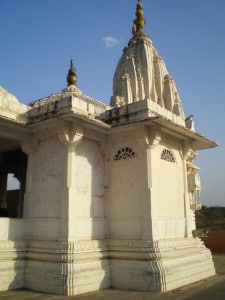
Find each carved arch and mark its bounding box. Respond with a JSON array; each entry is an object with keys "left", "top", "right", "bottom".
[
  {"left": 161, "top": 148, "right": 176, "bottom": 163},
  {"left": 113, "top": 147, "right": 137, "bottom": 161}
]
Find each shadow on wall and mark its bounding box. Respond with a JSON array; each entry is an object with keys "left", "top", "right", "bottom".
[
  {"left": 0, "top": 217, "right": 26, "bottom": 240},
  {"left": 6, "top": 260, "right": 26, "bottom": 291},
  {"left": 0, "top": 218, "right": 26, "bottom": 291},
  {"left": 75, "top": 138, "right": 106, "bottom": 240},
  {"left": 72, "top": 138, "right": 111, "bottom": 293}
]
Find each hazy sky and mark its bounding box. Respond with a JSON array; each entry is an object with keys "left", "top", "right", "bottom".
[{"left": 1, "top": 0, "right": 225, "bottom": 206}]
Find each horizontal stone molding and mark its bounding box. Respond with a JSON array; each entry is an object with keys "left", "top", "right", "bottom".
[
  {"left": 27, "top": 239, "right": 108, "bottom": 253},
  {"left": 0, "top": 240, "right": 27, "bottom": 252},
  {"left": 0, "top": 238, "right": 206, "bottom": 254},
  {"left": 0, "top": 237, "right": 214, "bottom": 294},
  {"left": 109, "top": 237, "right": 204, "bottom": 251}
]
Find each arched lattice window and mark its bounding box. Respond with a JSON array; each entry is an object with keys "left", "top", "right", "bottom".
[
  {"left": 161, "top": 149, "right": 176, "bottom": 163},
  {"left": 114, "top": 147, "right": 137, "bottom": 161}
]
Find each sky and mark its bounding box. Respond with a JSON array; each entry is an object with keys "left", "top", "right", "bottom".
[{"left": 1, "top": 0, "right": 225, "bottom": 207}]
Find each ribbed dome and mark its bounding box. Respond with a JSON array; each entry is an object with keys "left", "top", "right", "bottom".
[{"left": 111, "top": 1, "right": 185, "bottom": 121}]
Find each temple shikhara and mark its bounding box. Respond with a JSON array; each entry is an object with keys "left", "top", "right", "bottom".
[{"left": 0, "top": 0, "right": 218, "bottom": 296}]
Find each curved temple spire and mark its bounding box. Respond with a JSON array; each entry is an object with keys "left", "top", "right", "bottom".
[
  {"left": 132, "top": 0, "right": 146, "bottom": 35},
  {"left": 67, "top": 59, "right": 77, "bottom": 86}
]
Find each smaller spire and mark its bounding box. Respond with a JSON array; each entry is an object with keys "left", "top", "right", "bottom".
[
  {"left": 67, "top": 59, "right": 77, "bottom": 86},
  {"left": 132, "top": 0, "right": 146, "bottom": 35}
]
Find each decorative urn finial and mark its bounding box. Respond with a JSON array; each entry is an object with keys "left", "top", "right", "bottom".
[
  {"left": 67, "top": 59, "right": 77, "bottom": 86},
  {"left": 132, "top": 0, "right": 146, "bottom": 35}
]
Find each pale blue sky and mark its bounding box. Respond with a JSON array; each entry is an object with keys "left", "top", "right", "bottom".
[{"left": 1, "top": 0, "right": 225, "bottom": 206}]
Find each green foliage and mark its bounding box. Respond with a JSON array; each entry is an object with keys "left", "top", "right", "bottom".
[
  {"left": 192, "top": 229, "right": 208, "bottom": 238},
  {"left": 196, "top": 206, "right": 225, "bottom": 231}
]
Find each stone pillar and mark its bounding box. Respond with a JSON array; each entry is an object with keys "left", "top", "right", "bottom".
[
  {"left": 20, "top": 139, "right": 37, "bottom": 218},
  {"left": 182, "top": 142, "right": 197, "bottom": 238},
  {"left": 140, "top": 125, "right": 161, "bottom": 240},
  {"left": 57, "top": 123, "right": 83, "bottom": 241}
]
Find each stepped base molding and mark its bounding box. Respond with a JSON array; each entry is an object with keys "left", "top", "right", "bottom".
[
  {"left": 0, "top": 238, "right": 215, "bottom": 295},
  {"left": 109, "top": 238, "right": 215, "bottom": 292},
  {"left": 24, "top": 240, "right": 110, "bottom": 295}
]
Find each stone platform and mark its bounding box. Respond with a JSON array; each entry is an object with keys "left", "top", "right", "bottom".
[{"left": 0, "top": 254, "right": 224, "bottom": 300}]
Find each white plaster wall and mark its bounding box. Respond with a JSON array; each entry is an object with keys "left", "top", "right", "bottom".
[
  {"left": 27, "top": 135, "right": 64, "bottom": 240},
  {"left": 106, "top": 128, "right": 187, "bottom": 240},
  {"left": 152, "top": 217, "right": 186, "bottom": 239},
  {"left": 69, "top": 138, "right": 105, "bottom": 239},
  {"left": 31, "top": 135, "right": 64, "bottom": 218},
  {"left": 153, "top": 142, "right": 185, "bottom": 239},
  {"left": 154, "top": 144, "right": 184, "bottom": 217},
  {"left": 107, "top": 130, "right": 145, "bottom": 239},
  {"left": 108, "top": 158, "right": 143, "bottom": 218},
  {"left": 0, "top": 218, "right": 26, "bottom": 240}
]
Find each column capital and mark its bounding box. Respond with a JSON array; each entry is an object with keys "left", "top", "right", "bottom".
[
  {"left": 135, "top": 125, "right": 161, "bottom": 148},
  {"left": 57, "top": 124, "right": 83, "bottom": 148},
  {"left": 145, "top": 126, "right": 161, "bottom": 149},
  {"left": 182, "top": 141, "right": 197, "bottom": 161},
  {"left": 20, "top": 138, "right": 40, "bottom": 155}
]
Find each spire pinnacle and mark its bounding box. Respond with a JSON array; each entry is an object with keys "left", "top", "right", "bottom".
[
  {"left": 66, "top": 59, "right": 77, "bottom": 86},
  {"left": 132, "top": 0, "right": 146, "bottom": 35}
]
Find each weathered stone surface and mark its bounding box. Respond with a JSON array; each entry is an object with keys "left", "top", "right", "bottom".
[{"left": 0, "top": 86, "right": 30, "bottom": 123}]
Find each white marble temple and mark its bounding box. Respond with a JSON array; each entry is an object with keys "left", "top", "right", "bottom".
[{"left": 0, "top": 0, "right": 217, "bottom": 296}]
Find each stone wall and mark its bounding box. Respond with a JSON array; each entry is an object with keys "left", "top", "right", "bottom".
[
  {"left": 26, "top": 134, "right": 64, "bottom": 240},
  {"left": 71, "top": 137, "right": 106, "bottom": 240}
]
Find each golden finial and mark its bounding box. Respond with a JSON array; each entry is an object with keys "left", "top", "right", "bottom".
[
  {"left": 133, "top": 0, "right": 146, "bottom": 35},
  {"left": 67, "top": 59, "right": 77, "bottom": 86}
]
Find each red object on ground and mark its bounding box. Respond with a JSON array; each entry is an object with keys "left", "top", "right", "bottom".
[{"left": 202, "top": 230, "right": 225, "bottom": 253}]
